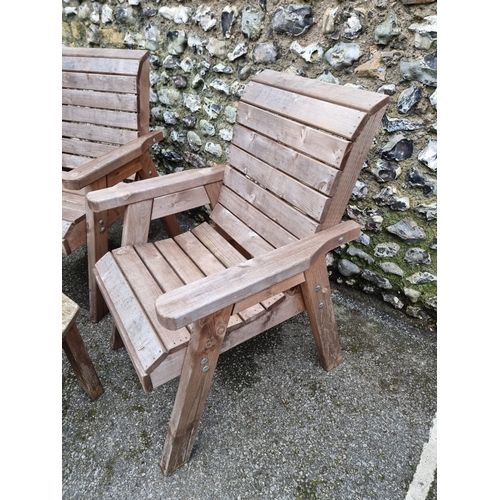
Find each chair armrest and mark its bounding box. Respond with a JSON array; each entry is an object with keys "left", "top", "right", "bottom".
[
  {"left": 86, "top": 165, "right": 226, "bottom": 213},
  {"left": 155, "top": 220, "right": 360, "bottom": 330},
  {"left": 62, "top": 130, "right": 164, "bottom": 191}
]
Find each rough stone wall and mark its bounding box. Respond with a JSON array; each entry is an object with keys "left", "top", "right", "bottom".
[{"left": 62, "top": 0, "right": 437, "bottom": 322}]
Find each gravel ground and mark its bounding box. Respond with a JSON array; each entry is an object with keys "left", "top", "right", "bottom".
[{"left": 62, "top": 222, "right": 437, "bottom": 500}]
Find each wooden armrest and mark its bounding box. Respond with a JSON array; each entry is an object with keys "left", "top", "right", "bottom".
[
  {"left": 86, "top": 165, "right": 225, "bottom": 212},
  {"left": 62, "top": 130, "right": 164, "bottom": 190},
  {"left": 156, "top": 221, "right": 360, "bottom": 330}
]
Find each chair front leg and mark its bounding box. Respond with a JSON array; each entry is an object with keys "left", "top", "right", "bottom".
[
  {"left": 301, "top": 257, "right": 343, "bottom": 371},
  {"left": 86, "top": 179, "right": 109, "bottom": 323},
  {"left": 160, "top": 305, "right": 233, "bottom": 475}
]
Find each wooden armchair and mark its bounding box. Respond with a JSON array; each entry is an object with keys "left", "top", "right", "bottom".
[
  {"left": 87, "top": 70, "right": 389, "bottom": 474},
  {"left": 62, "top": 47, "right": 179, "bottom": 322}
]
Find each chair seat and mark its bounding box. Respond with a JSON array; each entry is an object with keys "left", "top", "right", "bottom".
[{"left": 95, "top": 222, "right": 303, "bottom": 391}]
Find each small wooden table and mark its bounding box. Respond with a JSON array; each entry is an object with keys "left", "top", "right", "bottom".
[{"left": 62, "top": 294, "right": 104, "bottom": 400}]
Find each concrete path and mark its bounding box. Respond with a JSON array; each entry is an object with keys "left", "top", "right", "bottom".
[{"left": 62, "top": 233, "right": 436, "bottom": 500}]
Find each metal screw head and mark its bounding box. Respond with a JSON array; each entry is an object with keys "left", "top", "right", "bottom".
[
  {"left": 100, "top": 227, "right": 106, "bottom": 233},
  {"left": 148, "top": 170, "right": 152, "bottom": 175},
  {"left": 202, "top": 365, "right": 210, "bottom": 372},
  {"left": 339, "top": 237, "right": 344, "bottom": 243},
  {"left": 99, "top": 219, "right": 104, "bottom": 225},
  {"left": 315, "top": 285, "right": 321, "bottom": 291},
  {"left": 318, "top": 302, "right": 324, "bottom": 308},
  {"left": 201, "top": 358, "right": 208, "bottom": 364}
]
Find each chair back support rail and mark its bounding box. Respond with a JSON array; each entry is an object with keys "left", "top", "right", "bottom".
[
  {"left": 88, "top": 69, "right": 389, "bottom": 474},
  {"left": 62, "top": 47, "right": 179, "bottom": 322}
]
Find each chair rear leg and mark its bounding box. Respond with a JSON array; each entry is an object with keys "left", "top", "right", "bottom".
[
  {"left": 160, "top": 306, "right": 232, "bottom": 475},
  {"left": 301, "top": 257, "right": 342, "bottom": 371}
]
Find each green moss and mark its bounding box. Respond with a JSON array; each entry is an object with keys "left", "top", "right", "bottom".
[{"left": 295, "top": 477, "right": 327, "bottom": 499}]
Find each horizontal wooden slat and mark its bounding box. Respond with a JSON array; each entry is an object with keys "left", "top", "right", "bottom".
[
  {"left": 235, "top": 103, "right": 351, "bottom": 171},
  {"left": 217, "top": 186, "right": 298, "bottom": 249},
  {"left": 62, "top": 105, "right": 138, "bottom": 129},
  {"left": 62, "top": 137, "right": 117, "bottom": 158},
  {"left": 151, "top": 186, "right": 210, "bottom": 220},
  {"left": 232, "top": 273, "right": 304, "bottom": 315},
  {"left": 229, "top": 145, "right": 330, "bottom": 222},
  {"left": 252, "top": 69, "right": 390, "bottom": 115},
  {"left": 210, "top": 203, "right": 274, "bottom": 257},
  {"left": 191, "top": 223, "right": 247, "bottom": 268},
  {"left": 156, "top": 220, "right": 361, "bottom": 330},
  {"left": 62, "top": 121, "right": 138, "bottom": 145},
  {"left": 86, "top": 166, "right": 225, "bottom": 212},
  {"left": 62, "top": 189, "right": 85, "bottom": 208},
  {"left": 62, "top": 88, "right": 138, "bottom": 112},
  {"left": 223, "top": 168, "right": 320, "bottom": 239},
  {"left": 62, "top": 47, "right": 148, "bottom": 60},
  {"left": 95, "top": 251, "right": 167, "bottom": 373},
  {"left": 62, "top": 56, "right": 141, "bottom": 76},
  {"left": 62, "top": 203, "right": 85, "bottom": 225},
  {"left": 62, "top": 71, "right": 138, "bottom": 93},
  {"left": 241, "top": 81, "right": 367, "bottom": 141},
  {"left": 62, "top": 153, "right": 91, "bottom": 169}
]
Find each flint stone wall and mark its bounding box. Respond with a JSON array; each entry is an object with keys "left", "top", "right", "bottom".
[{"left": 62, "top": 0, "right": 438, "bottom": 322}]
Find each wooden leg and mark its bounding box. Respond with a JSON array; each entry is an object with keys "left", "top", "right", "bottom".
[
  {"left": 63, "top": 323, "right": 104, "bottom": 400},
  {"left": 110, "top": 322, "right": 124, "bottom": 350},
  {"left": 160, "top": 306, "right": 232, "bottom": 475},
  {"left": 301, "top": 257, "right": 342, "bottom": 371},
  {"left": 86, "top": 187, "right": 109, "bottom": 323}
]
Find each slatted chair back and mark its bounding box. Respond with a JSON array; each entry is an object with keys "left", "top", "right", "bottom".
[
  {"left": 62, "top": 47, "right": 150, "bottom": 174},
  {"left": 212, "top": 70, "right": 388, "bottom": 257}
]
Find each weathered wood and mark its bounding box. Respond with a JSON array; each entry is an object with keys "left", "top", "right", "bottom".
[
  {"left": 231, "top": 120, "right": 342, "bottom": 191},
  {"left": 62, "top": 293, "right": 80, "bottom": 337},
  {"left": 241, "top": 81, "right": 367, "bottom": 141},
  {"left": 121, "top": 200, "right": 153, "bottom": 246},
  {"left": 301, "top": 258, "right": 342, "bottom": 371},
  {"left": 89, "top": 68, "right": 389, "bottom": 473},
  {"left": 251, "top": 69, "right": 389, "bottom": 115},
  {"left": 62, "top": 294, "right": 104, "bottom": 400},
  {"left": 62, "top": 121, "right": 138, "bottom": 146},
  {"left": 62, "top": 56, "right": 142, "bottom": 75},
  {"left": 160, "top": 306, "right": 232, "bottom": 474},
  {"left": 62, "top": 72, "right": 138, "bottom": 93},
  {"left": 217, "top": 186, "right": 298, "bottom": 249},
  {"left": 210, "top": 203, "right": 275, "bottom": 257},
  {"left": 62, "top": 105, "right": 138, "bottom": 130},
  {"left": 155, "top": 221, "right": 360, "bottom": 331},
  {"left": 228, "top": 144, "right": 331, "bottom": 222},
  {"left": 62, "top": 47, "right": 160, "bottom": 321},
  {"left": 62, "top": 88, "right": 138, "bottom": 112},
  {"left": 95, "top": 251, "right": 168, "bottom": 375},
  {"left": 322, "top": 108, "right": 387, "bottom": 229},
  {"left": 86, "top": 166, "right": 225, "bottom": 213},
  {"left": 149, "top": 292, "right": 305, "bottom": 388},
  {"left": 223, "top": 168, "right": 320, "bottom": 239},
  {"left": 235, "top": 103, "right": 351, "bottom": 172}
]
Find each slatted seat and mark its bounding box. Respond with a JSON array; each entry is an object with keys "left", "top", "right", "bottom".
[
  {"left": 88, "top": 69, "right": 389, "bottom": 474},
  {"left": 62, "top": 47, "right": 179, "bottom": 322}
]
